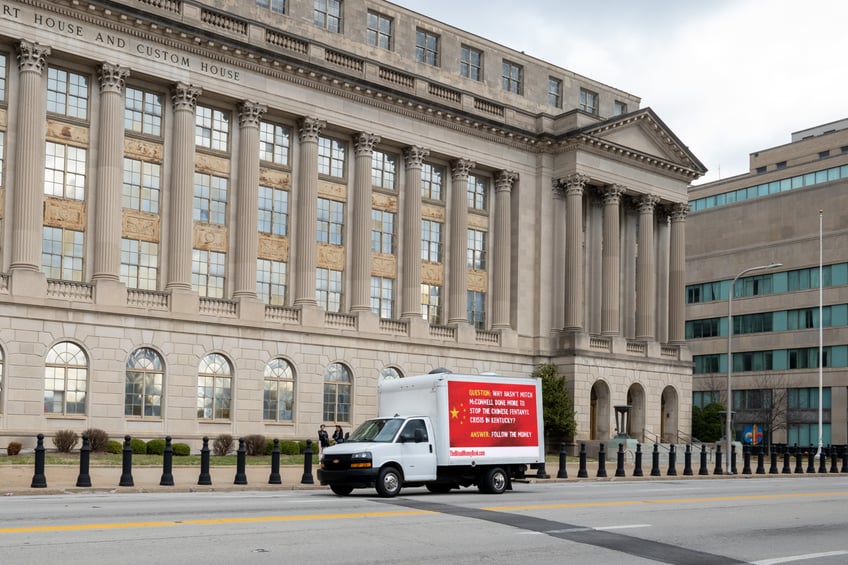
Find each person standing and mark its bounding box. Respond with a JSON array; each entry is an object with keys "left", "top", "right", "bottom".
[
  {"left": 318, "top": 424, "right": 330, "bottom": 457},
  {"left": 333, "top": 425, "right": 345, "bottom": 444}
]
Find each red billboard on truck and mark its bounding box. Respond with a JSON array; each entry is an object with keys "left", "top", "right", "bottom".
[{"left": 447, "top": 380, "right": 540, "bottom": 448}]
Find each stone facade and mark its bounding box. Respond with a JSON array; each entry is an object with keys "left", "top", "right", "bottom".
[{"left": 0, "top": 0, "right": 703, "bottom": 449}]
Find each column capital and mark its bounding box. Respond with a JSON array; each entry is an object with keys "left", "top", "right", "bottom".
[
  {"left": 495, "top": 170, "right": 518, "bottom": 193},
  {"left": 298, "top": 116, "right": 326, "bottom": 143},
  {"left": 171, "top": 82, "right": 202, "bottom": 112},
  {"left": 238, "top": 100, "right": 267, "bottom": 128},
  {"left": 602, "top": 183, "right": 625, "bottom": 204},
  {"left": 97, "top": 63, "right": 130, "bottom": 94},
  {"left": 353, "top": 132, "right": 381, "bottom": 156},
  {"left": 563, "top": 173, "right": 590, "bottom": 196},
  {"left": 637, "top": 194, "right": 660, "bottom": 213},
  {"left": 16, "top": 40, "right": 50, "bottom": 73},
  {"left": 671, "top": 202, "right": 690, "bottom": 222},
  {"left": 450, "top": 158, "right": 475, "bottom": 179},
  {"left": 403, "top": 146, "right": 429, "bottom": 169}
]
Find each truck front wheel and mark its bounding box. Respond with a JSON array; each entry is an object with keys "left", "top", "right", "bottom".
[
  {"left": 376, "top": 467, "right": 402, "bottom": 498},
  {"left": 480, "top": 467, "right": 508, "bottom": 494}
]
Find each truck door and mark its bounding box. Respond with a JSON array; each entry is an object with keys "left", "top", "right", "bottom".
[{"left": 397, "top": 418, "right": 437, "bottom": 481}]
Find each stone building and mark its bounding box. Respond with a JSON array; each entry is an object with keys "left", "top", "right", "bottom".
[
  {"left": 687, "top": 118, "right": 848, "bottom": 446},
  {"left": 0, "top": 0, "right": 703, "bottom": 449}
]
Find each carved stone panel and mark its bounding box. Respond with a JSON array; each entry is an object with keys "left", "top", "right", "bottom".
[
  {"left": 124, "top": 138, "right": 164, "bottom": 162},
  {"left": 371, "top": 253, "right": 396, "bottom": 278},
  {"left": 0, "top": 108, "right": 7, "bottom": 128},
  {"left": 259, "top": 168, "right": 292, "bottom": 190},
  {"left": 318, "top": 179, "right": 346, "bottom": 201},
  {"left": 467, "top": 269, "right": 488, "bottom": 292},
  {"left": 467, "top": 211, "right": 489, "bottom": 230},
  {"left": 371, "top": 192, "right": 398, "bottom": 212},
  {"left": 421, "top": 203, "right": 445, "bottom": 222},
  {"left": 258, "top": 233, "right": 289, "bottom": 261},
  {"left": 193, "top": 224, "right": 228, "bottom": 252},
  {"left": 44, "top": 197, "right": 85, "bottom": 229},
  {"left": 122, "top": 210, "right": 161, "bottom": 242},
  {"left": 46, "top": 119, "right": 89, "bottom": 145},
  {"left": 317, "top": 243, "right": 345, "bottom": 270},
  {"left": 421, "top": 261, "right": 444, "bottom": 285},
  {"left": 194, "top": 153, "right": 230, "bottom": 176}
]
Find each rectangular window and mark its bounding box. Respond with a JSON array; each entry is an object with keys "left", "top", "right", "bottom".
[
  {"left": 0, "top": 54, "right": 6, "bottom": 101},
  {"left": 193, "top": 173, "right": 228, "bottom": 225},
  {"left": 42, "top": 226, "right": 84, "bottom": 281},
  {"left": 501, "top": 61, "right": 522, "bottom": 94},
  {"left": 47, "top": 67, "right": 88, "bottom": 119},
  {"left": 370, "top": 276, "right": 395, "bottom": 319},
  {"left": 467, "top": 229, "right": 487, "bottom": 270},
  {"left": 314, "top": 0, "right": 341, "bottom": 32},
  {"left": 122, "top": 158, "right": 161, "bottom": 214},
  {"left": 317, "top": 198, "right": 344, "bottom": 245},
  {"left": 421, "top": 163, "right": 444, "bottom": 200},
  {"left": 460, "top": 45, "right": 482, "bottom": 80},
  {"left": 195, "top": 105, "right": 229, "bottom": 151},
  {"left": 416, "top": 29, "right": 439, "bottom": 66},
  {"left": 421, "top": 284, "right": 442, "bottom": 324},
  {"left": 318, "top": 136, "right": 345, "bottom": 178},
  {"left": 191, "top": 249, "right": 225, "bottom": 298},
  {"left": 257, "top": 258, "right": 287, "bottom": 305},
  {"left": 316, "top": 267, "right": 343, "bottom": 312},
  {"left": 120, "top": 238, "right": 159, "bottom": 290},
  {"left": 467, "top": 173, "right": 488, "bottom": 210},
  {"left": 0, "top": 131, "right": 4, "bottom": 187},
  {"left": 371, "top": 150, "right": 397, "bottom": 190},
  {"left": 371, "top": 209, "right": 395, "bottom": 254},
  {"left": 124, "top": 87, "right": 163, "bottom": 137},
  {"left": 259, "top": 121, "right": 290, "bottom": 165},
  {"left": 467, "top": 290, "right": 486, "bottom": 329},
  {"left": 44, "top": 142, "right": 86, "bottom": 200},
  {"left": 421, "top": 220, "right": 442, "bottom": 262},
  {"left": 548, "top": 77, "right": 562, "bottom": 108},
  {"left": 579, "top": 88, "right": 598, "bottom": 114},
  {"left": 613, "top": 100, "right": 628, "bottom": 116},
  {"left": 256, "top": 0, "right": 285, "bottom": 13},
  {"left": 367, "top": 11, "right": 392, "bottom": 49},
  {"left": 258, "top": 185, "right": 289, "bottom": 236}
]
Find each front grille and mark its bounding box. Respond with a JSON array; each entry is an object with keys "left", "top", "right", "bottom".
[{"left": 322, "top": 453, "right": 352, "bottom": 471}]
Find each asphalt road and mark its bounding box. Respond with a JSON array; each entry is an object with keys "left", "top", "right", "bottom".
[{"left": 1, "top": 476, "right": 847, "bottom": 565}]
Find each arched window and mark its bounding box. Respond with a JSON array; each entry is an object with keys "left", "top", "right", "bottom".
[
  {"left": 197, "top": 353, "right": 232, "bottom": 420},
  {"left": 379, "top": 366, "right": 403, "bottom": 381},
  {"left": 44, "top": 342, "right": 88, "bottom": 415},
  {"left": 125, "top": 348, "right": 164, "bottom": 418},
  {"left": 323, "top": 362, "right": 351, "bottom": 422},
  {"left": 264, "top": 358, "right": 294, "bottom": 421}
]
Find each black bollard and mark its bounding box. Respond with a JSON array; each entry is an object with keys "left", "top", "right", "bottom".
[
  {"left": 755, "top": 445, "right": 765, "bottom": 474},
  {"left": 683, "top": 444, "right": 693, "bottom": 476},
  {"left": 807, "top": 445, "right": 815, "bottom": 474},
  {"left": 742, "top": 445, "right": 752, "bottom": 475},
  {"left": 119, "top": 435, "right": 134, "bottom": 487},
  {"left": 76, "top": 433, "right": 92, "bottom": 487},
  {"left": 830, "top": 445, "right": 839, "bottom": 474},
  {"left": 596, "top": 442, "right": 607, "bottom": 478},
  {"left": 651, "top": 443, "right": 661, "bottom": 477},
  {"left": 160, "top": 436, "right": 175, "bottom": 486},
  {"left": 818, "top": 446, "right": 828, "bottom": 474},
  {"left": 577, "top": 443, "right": 588, "bottom": 478},
  {"left": 769, "top": 445, "right": 778, "bottom": 475},
  {"left": 556, "top": 442, "right": 568, "bottom": 479},
  {"left": 698, "top": 444, "right": 709, "bottom": 476},
  {"left": 269, "top": 438, "right": 282, "bottom": 484},
  {"left": 842, "top": 445, "right": 848, "bottom": 474},
  {"left": 234, "top": 437, "right": 248, "bottom": 485},
  {"left": 731, "top": 444, "right": 738, "bottom": 475},
  {"left": 615, "top": 443, "right": 625, "bottom": 477},
  {"left": 301, "top": 439, "right": 315, "bottom": 484},
  {"left": 667, "top": 444, "right": 677, "bottom": 476},
  {"left": 794, "top": 444, "right": 804, "bottom": 474},
  {"left": 713, "top": 443, "right": 723, "bottom": 475},
  {"left": 535, "top": 459, "right": 550, "bottom": 479},
  {"left": 198, "top": 436, "right": 212, "bottom": 485},
  {"left": 30, "top": 433, "right": 47, "bottom": 488},
  {"left": 633, "top": 443, "right": 644, "bottom": 477},
  {"left": 782, "top": 445, "right": 791, "bottom": 474}
]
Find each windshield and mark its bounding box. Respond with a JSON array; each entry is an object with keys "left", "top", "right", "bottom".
[{"left": 347, "top": 418, "right": 404, "bottom": 442}]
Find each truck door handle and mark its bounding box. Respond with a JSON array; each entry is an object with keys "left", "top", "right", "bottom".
[{"left": 429, "top": 444, "right": 433, "bottom": 453}]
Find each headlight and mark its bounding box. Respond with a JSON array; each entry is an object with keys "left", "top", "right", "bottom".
[
  {"left": 350, "top": 451, "right": 372, "bottom": 468},
  {"left": 351, "top": 451, "right": 371, "bottom": 460}
]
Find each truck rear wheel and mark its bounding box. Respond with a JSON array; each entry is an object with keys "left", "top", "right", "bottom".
[
  {"left": 330, "top": 484, "right": 354, "bottom": 496},
  {"left": 480, "top": 467, "right": 508, "bottom": 494},
  {"left": 376, "top": 467, "right": 402, "bottom": 498}
]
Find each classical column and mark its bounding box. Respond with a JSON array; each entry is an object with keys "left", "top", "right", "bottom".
[
  {"left": 92, "top": 63, "right": 130, "bottom": 283},
  {"left": 232, "top": 100, "right": 267, "bottom": 299},
  {"left": 292, "top": 117, "right": 325, "bottom": 306},
  {"left": 564, "top": 173, "right": 589, "bottom": 331},
  {"left": 492, "top": 170, "right": 516, "bottom": 329},
  {"left": 400, "top": 146, "right": 429, "bottom": 319},
  {"left": 601, "top": 185, "right": 624, "bottom": 335},
  {"left": 636, "top": 194, "right": 659, "bottom": 340},
  {"left": 166, "top": 82, "right": 202, "bottom": 291},
  {"left": 656, "top": 209, "right": 670, "bottom": 344},
  {"left": 10, "top": 41, "right": 50, "bottom": 274},
  {"left": 350, "top": 132, "right": 380, "bottom": 312},
  {"left": 447, "top": 159, "right": 475, "bottom": 325},
  {"left": 668, "top": 203, "right": 690, "bottom": 344},
  {"left": 551, "top": 181, "right": 566, "bottom": 331}
]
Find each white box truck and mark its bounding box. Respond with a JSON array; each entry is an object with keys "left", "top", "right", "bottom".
[{"left": 317, "top": 371, "right": 545, "bottom": 497}]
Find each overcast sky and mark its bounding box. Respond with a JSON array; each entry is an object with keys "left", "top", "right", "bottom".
[{"left": 390, "top": 0, "right": 846, "bottom": 185}]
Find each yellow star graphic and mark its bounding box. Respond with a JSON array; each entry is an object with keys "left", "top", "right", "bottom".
[{"left": 451, "top": 406, "right": 459, "bottom": 419}]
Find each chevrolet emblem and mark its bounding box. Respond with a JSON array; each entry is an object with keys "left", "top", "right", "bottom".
[{"left": 333, "top": 459, "right": 340, "bottom": 464}]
